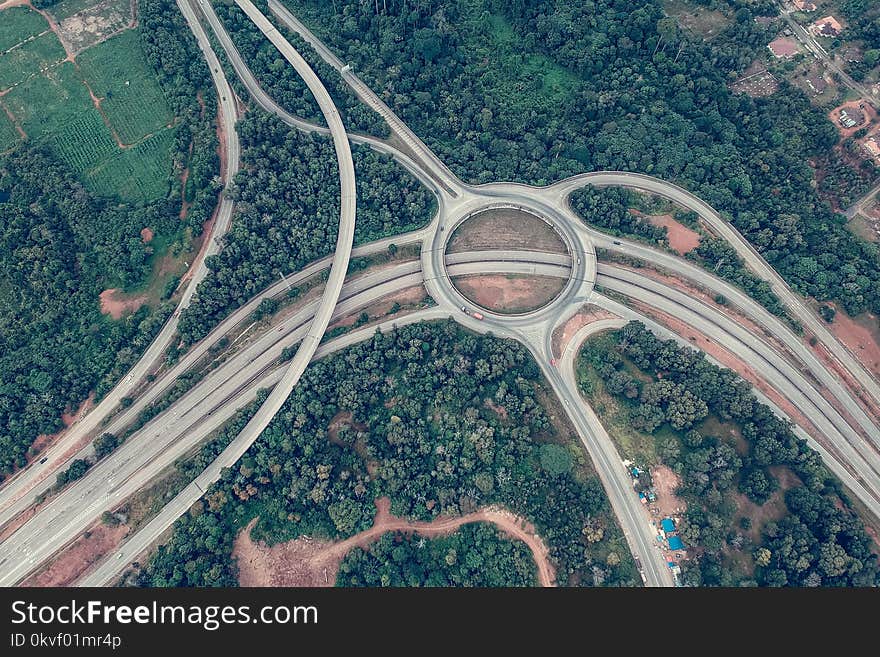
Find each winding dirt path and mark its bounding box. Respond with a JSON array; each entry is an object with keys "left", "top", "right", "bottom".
[{"left": 235, "top": 497, "right": 556, "bottom": 587}]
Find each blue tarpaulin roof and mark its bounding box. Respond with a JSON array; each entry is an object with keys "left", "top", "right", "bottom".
[
  {"left": 661, "top": 518, "right": 676, "bottom": 533},
  {"left": 668, "top": 536, "right": 684, "bottom": 551}
]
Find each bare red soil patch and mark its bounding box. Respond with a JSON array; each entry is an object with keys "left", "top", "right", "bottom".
[
  {"left": 452, "top": 273, "right": 564, "bottom": 314},
  {"left": 828, "top": 99, "right": 878, "bottom": 140},
  {"left": 551, "top": 304, "right": 620, "bottom": 359},
  {"left": 234, "top": 497, "right": 555, "bottom": 587},
  {"left": 825, "top": 303, "right": 880, "bottom": 381},
  {"left": 447, "top": 207, "right": 567, "bottom": 255},
  {"left": 326, "top": 410, "right": 367, "bottom": 444},
  {"left": 99, "top": 288, "right": 147, "bottom": 319},
  {"left": 645, "top": 213, "right": 701, "bottom": 255},
  {"left": 484, "top": 398, "right": 509, "bottom": 421},
  {"left": 140, "top": 227, "right": 154, "bottom": 243},
  {"left": 21, "top": 520, "right": 128, "bottom": 587},
  {"left": 651, "top": 465, "right": 687, "bottom": 517}
]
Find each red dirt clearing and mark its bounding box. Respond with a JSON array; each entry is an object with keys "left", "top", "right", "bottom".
[
  {"left": 645, "top": 213, "right": 701, "bottom": 255},
  {"left": 234, "top": 497, "right": 555, "bottom": 587},
  {"left": 651, "top": 465, "right": 687, "bottom": 517},
  {"left": 453, "top": 273, "right": 565, "bottom": 314},
  {"left": 140, "top": 227, "right": 154, "bottom": 243},
  {"left": 21, "top": 520, "right": 128, "bottom": 587},
  {"left": 826, "top": 303, "right": 880, "bottom": 381},
  {"left": 828, "top": 100, "right": 878, "bottom": 140},
  {"left": 99, "top": 288, "right": 147, "bottom": 319},
  {"left": 551, "top": 304, "right": 620, "bottom": 359}
]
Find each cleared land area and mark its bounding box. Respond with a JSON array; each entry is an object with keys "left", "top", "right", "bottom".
[
  {"left": 56, "top": 0, "right": 133, "bottom": 53},
  {"left": 234, "top": 497, "right": 555, "bottom": 587},
  {"left": 0, "top": 3, "right": 173, "bottom": 201},
  {"left": 446, "top": 207, "right": 567, "bottom": 254},
  {"left": 453, "top": 273, "right": 566, "bottom": 314}
]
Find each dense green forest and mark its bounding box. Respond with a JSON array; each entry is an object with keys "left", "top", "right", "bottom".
[
  {"left": 336, "top": 523, "right": 538, "bottom": 586},
  {"left": 0, "top": 0, "right": 220, "bottom": 476},
  {"left": 839, "top": 0, "right": 880, "bottom": 81},
  {"left": 280, "top": 0, "right": 880, "bottom": 317},
  {"left": 136, "top": 321, "right": 637, "bottom": 587},
  {"left": 578, "top": 321, "right": 880, "bottom": 586},
  {"left": 213, "top": 1, "right": 389, "bottom": 138},
  {"left": 176, "top": 112, "right": 435, "bottom": 345}
]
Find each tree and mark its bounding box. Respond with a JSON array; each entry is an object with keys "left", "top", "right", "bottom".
[
  {"left": 754, "top": 547, "right": 772, "bottom": 567},
  {"left": 94, "top": 433, "right": 118, "bottom": 459}
]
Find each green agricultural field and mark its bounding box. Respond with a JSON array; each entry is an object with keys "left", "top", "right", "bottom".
[
  {"left": 0, "top": 7, "right": 175, "bottom": 202},
  {"left": 2, "top": 61, "right": 93, "bottom": 139},
  {"left": 0, "top": 32, "right": 67, "bottom": 90},
  {"left": 0, "top": 110, "right": 20, "bottom": 151},
  {"left": 84, "top": 128, "right": 174, "bottom": 201},
  {"left": 51, "top": 110, "right": 117, "bottom": 173},
  {"left": 0, "top": 7, "right": 48, "bottom": 52},
  {"left": 77, "top": 29, "right": 173, "bottom": 145}
]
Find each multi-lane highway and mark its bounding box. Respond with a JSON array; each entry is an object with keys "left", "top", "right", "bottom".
[
  {"left": 5, "top": 0, "right": 880, "bottom": 590},
  {"left": 0, "top": 0, "right": 241, "bottom": 529},
  {"left": 0, "top": 231, "right": 427, "bottom": 532},
  {"left": 547, "top": 172, "right": 880, "bottom": 424}
]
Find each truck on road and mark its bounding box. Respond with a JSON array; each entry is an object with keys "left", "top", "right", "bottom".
[{"left": 461, "top": 306, "right": 484, "bottom": 320}]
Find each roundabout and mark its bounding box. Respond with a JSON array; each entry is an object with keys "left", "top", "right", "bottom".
[
  {"left": 422, "top": 188, "right": 597, "bottom": 334},
  {"left": 446, "top": 206, "right": 572, "bottom": 316}
]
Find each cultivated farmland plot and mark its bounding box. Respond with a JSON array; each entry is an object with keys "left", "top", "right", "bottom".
[
  {"left": 3, "top": 62, "right": 94, "bottom": 138},
  {"left": 0, "top": 111, "right": 19, "bottom": 152},
  {"left": 77, "top": 29, "right": 173, "bottom": 145},
  {"left": 0, "top": 6, "right": 47, "bottom": 52},
  {"left": 0, "top": 32, "right": 67, "bottom": 90},
  {"left": 0, "top": 3, "right": 176, "bottom": 202},
  {"left": 85, "top": 128, "right": 175, "bottom": 201},
  {"left": 52, "top": 110, "right": 118, "bottom": 173}
]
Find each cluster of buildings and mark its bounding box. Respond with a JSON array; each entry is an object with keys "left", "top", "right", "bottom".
[
  {"left": 792, "top": 0, "right": 816, "bottom": 11},
  {"left": 626, "top": 462, "right": 686, "bottom": 585},
  {"left": 838, "top": 105, "right": 866, "bottom": 129},
  {"left": 809, "top": 15, "right": 843, "bottom": 38}
]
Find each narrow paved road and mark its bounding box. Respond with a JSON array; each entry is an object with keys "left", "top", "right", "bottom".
[{"left": 776, "top": 3, "right": 878, "bottom": 110}]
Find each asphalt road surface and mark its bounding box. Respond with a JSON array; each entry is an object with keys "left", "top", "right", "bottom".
[
  {"left": 0, "top": 0, "right": 241, "bottom": 532},
  {"left": 7, "top": 2, "right": 880, "bottom": 591}
]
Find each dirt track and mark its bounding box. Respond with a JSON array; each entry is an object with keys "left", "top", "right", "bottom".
[{"left": 235, "top": 497, "right": 555, "bottom": 587}]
